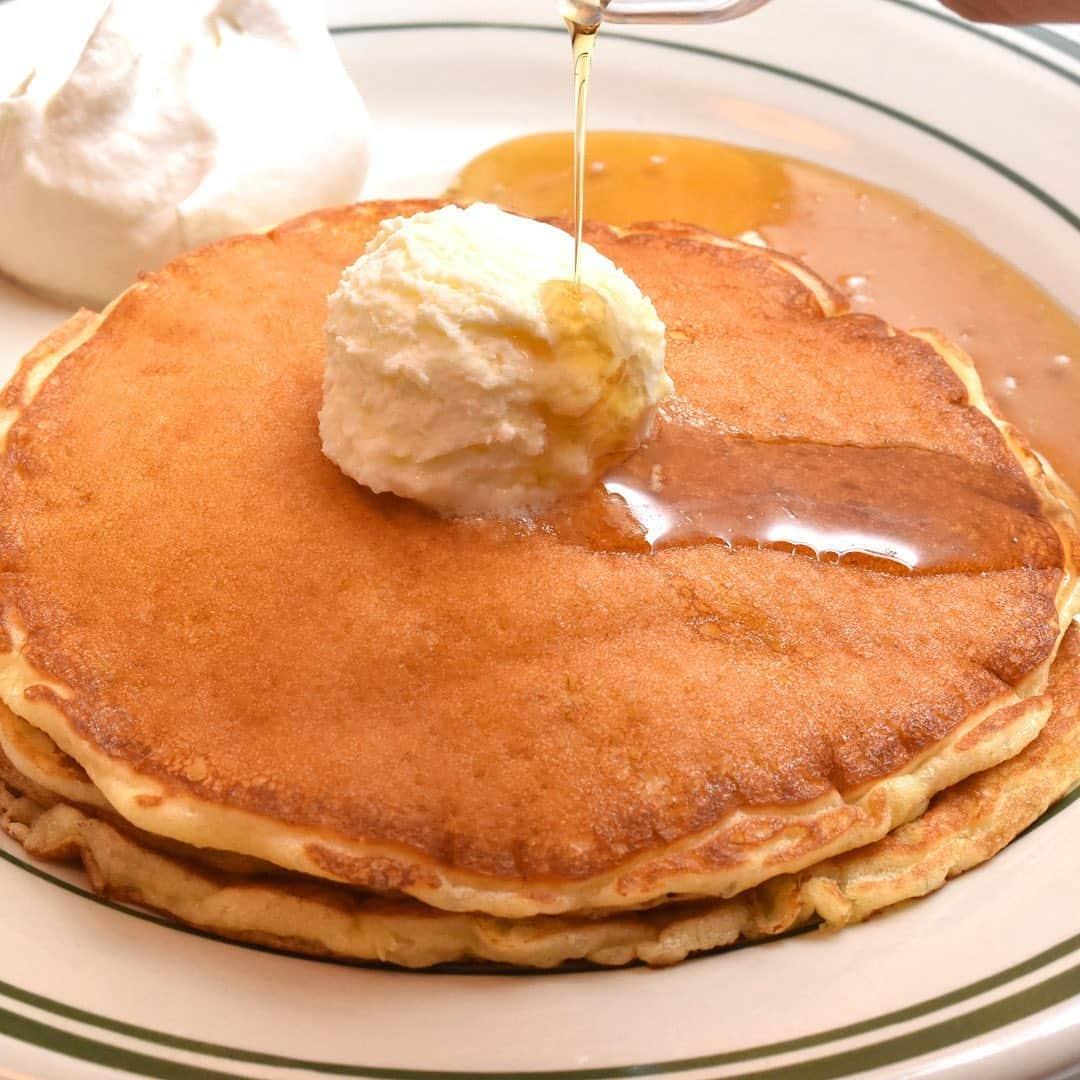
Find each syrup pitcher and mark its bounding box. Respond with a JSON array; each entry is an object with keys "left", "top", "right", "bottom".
[{"left": 560, "top": 0, "right": 773, "bottom": 27}]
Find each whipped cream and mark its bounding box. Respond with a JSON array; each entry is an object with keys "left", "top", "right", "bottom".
[
  {"left": 320, "top": 203, "right": 671, "bottom": 516},
  {"left": 0, "top": 0, "right": 369, "bottom": 307}
]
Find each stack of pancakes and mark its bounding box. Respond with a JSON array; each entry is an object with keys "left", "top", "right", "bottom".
[{"left": 0, "top": 200, "right": 1077, "bottom": 968}]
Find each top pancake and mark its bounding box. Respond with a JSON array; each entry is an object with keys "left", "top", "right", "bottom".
[{"left": 0, "top": 200, "right": 1073, "bottom": 917}]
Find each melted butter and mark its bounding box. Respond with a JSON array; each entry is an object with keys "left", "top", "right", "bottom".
[
  {"left": 538, "top": 279, "right": 647, "bottom": 477},
  {"left": 540, "top": 279, "right": 616, "bottom": 378},
  {"left": 449, "top": 131, "right": 1080, "bottom": 491}
]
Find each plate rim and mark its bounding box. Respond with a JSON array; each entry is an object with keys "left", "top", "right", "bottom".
[
  {"left": 877, "top": 0, "right": 1080, "bottom": 84},
  {"left": 0, "top": 830, "right": 1077, "bottom": 1078}
]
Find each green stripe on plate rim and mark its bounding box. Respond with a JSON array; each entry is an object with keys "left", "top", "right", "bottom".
[
  {"left": 0, "top": 14, "right": 1077, "bottom": 1079},
  {"left": 876, "top": 0, "right": 1080, "bottom": 85},
  {"left": 1021, "top": 25, "right": 1080, "bottom": 64},
  {"left": 0, "top": 934, "right": 1076, "bottom": 1079}
]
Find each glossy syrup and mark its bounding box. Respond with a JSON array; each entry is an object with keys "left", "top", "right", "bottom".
[
  {"left": 537, "top": 278, "right": 652, "bottom": 471},
  {"left": 549, "top": 411, "right": 1061, "bottom": 574},
  {"left": 566, "top": 18, "right": 599, "bottom": 285}
]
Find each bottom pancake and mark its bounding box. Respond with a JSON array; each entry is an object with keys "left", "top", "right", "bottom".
[{"left": 3, "top": 624, "right": 1078, "bottom": 970}]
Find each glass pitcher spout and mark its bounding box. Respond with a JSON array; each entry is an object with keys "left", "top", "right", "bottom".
[{"left": 561, "top": 0, "right": 773, "bottom": 25}]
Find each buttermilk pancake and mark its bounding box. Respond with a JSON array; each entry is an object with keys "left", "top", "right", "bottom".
[{"left": 0, "top": 200, "right": 1077, "bottom": 967}]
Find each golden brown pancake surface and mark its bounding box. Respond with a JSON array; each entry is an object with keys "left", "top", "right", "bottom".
[{"left": 0, "top": 200, "right": 1070, "bottom": 914}]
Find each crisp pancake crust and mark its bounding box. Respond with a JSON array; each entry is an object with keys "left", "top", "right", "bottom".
[{"left": 0, "top": 201, "right": 1074, "bottom": 917}]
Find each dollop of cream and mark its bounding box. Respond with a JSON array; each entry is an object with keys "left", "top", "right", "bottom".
[
  {"left": 0, "top": 0, "right": 369, "bottom": 307},
  {"left": 320, "top": 203, "right": 672, "bottom": 516}
]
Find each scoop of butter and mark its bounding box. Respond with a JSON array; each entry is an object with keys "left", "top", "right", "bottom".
[{"left": 319, "top": 203, "right": 672, "bottom": 516}]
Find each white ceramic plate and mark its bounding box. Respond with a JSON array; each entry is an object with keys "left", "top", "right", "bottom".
[{"left": 0, "top": 1, "right": 1077, "bottom": 1077}]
